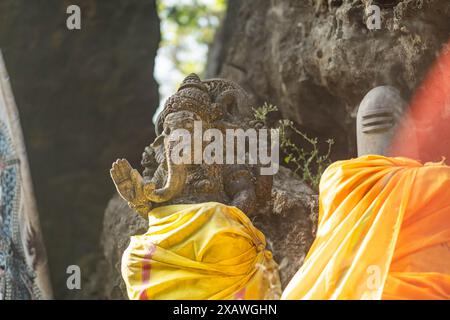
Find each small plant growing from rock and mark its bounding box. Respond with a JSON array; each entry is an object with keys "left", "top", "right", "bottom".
[
  {"left": 253, "top": 102, "right": 278, "bottom": 123},
  {"left": 252, "top": 103, "right": 334, "bottom": 190}
]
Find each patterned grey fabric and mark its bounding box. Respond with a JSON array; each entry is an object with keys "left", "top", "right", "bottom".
[{"left": 0, "top": 51, "right": 52, "bottom": 299}]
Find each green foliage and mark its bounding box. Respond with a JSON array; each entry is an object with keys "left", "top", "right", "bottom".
[
  {"left": 252, "top": 103, "right": 278, "bottom": 122},
  {"left": 252, "top": 103, "right": 334, "bottom": 190},
  {"left": 157, "top": 0, "right": 226, "bottom": 75}
]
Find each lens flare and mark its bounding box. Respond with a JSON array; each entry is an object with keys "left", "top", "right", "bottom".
[{"left": 389, "top": 39, "right": 450, "bottom": 163}]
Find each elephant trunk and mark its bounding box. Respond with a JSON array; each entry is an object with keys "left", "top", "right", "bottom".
[{"left": 144, "top": 138, "right": 187, "bottom": 203}]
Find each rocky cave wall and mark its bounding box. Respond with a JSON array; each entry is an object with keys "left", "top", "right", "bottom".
[
  {"left": 0, "top": 0, "right": 160, "bottom": 298},
  {"left": 207, "top": 0, "right": 450, "bottom": 159}
]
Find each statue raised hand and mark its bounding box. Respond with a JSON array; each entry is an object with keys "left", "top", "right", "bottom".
[{"left": 110, "top": 159, "right": 151, "bottom": 216}]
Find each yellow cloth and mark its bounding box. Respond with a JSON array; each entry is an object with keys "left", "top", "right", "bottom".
[
  {"left": 122, "top": 202, "right": 281, "bottom": 300},
  {"left": 282, "top": 155, "right": 450, "bottom": 300}
]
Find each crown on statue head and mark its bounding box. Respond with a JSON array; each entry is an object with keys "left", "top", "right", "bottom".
[{"left": 157, "top": 74, "right": 219, "bottom": 134}]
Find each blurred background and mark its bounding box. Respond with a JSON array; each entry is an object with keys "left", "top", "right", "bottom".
[{"left": 0, "top": 0, "right": 448, "bottom": 299}]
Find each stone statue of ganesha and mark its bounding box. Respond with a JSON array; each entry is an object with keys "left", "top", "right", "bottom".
[
  {"left": 110, "top": 73, "right": 280, "bottom": 300},
  {"left": 110, "top": 73, "right": 272, "bottom": 218}
]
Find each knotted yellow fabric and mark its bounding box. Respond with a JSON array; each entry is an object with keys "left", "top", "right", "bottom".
[
  {"left": 282, "top": 155, "right": 450, "bottom": 300},
  {"left": 122, "top": 202, "right": 281, "bottom": 300}
]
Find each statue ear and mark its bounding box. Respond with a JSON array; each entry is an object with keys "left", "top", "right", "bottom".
[{"left": 216, "top": 90, "right": 239, "bottom": 116}]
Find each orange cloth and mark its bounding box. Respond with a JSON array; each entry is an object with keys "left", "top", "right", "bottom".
[{"left": 282, "top": 155, "right": 450, "bottom": 300}]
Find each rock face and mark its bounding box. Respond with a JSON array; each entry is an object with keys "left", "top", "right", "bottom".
[
  {"left": 250, "top": 166, "right": 318, "bottom": 288},
  {"left": 94, "top": 166, "right": 317, "bottom": 299},
  {"left": 79, "top": 195, "right": 147, "bottom": 299},
  {"left": 206, "top": 0, "right": 450, "bottom": 159},
  {"left": 0, "top": 0, "right": 160, "bottom": 298}
]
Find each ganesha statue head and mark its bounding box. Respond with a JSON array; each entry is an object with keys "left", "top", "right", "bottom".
[
  {"left": 110, "top": 73, "right": 273, "bottom": 216},
  {"left": 155, "top": 73, "right": 222, "bottom": 134}
]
